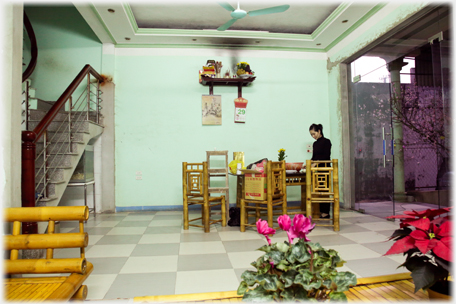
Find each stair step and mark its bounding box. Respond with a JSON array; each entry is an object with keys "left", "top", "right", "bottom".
[{"left": 37, "top": 196, "right": 58, "bottom": 203}]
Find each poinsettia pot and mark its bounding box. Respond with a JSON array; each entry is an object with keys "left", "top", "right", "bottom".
[{"left": 427, "top": 280, "right": 451, "bottom": 300}]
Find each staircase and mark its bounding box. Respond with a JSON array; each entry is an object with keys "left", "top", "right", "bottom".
[{"left": 21, "top": 67, "right": 104, "bottom": 234}]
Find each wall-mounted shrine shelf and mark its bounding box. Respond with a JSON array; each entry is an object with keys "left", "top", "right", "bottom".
[{"left": 201, "top": 75, "right": 255, "bottom": 97}]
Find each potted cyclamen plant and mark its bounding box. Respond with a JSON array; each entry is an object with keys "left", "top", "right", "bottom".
[
  {"left": 384, "top": 207, "right": 452, "bottom": 299},
  {"left": 237, "top": 214, "right": 357, "bottom": 302}
]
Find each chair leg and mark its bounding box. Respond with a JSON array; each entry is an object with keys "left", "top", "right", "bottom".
[
  {"left": 203, "top": 202, "right": 210, "bottom": 233},
  {"left": 240, "top": 199, "right": 245, "bottom": 232},
  {"left": 183, "top": 198, "right": 189, "bottom": 230},
  {"left": 221, "top": 196, "right": 227, "bottom": 227},
  {"left": 333, "top": 200, "right": 340, "bottom": 232},
  {"left": 267, "top": 203, "right": 273, "bottom": 228}
]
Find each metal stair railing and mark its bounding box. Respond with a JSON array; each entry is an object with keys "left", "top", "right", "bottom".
[{"left": 22, "top": 65, "right": 104, "bottom": 235}]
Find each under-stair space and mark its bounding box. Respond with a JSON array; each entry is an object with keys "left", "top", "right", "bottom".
[{"left": 21, "top": 65, "right": 105, "bottom": 234}]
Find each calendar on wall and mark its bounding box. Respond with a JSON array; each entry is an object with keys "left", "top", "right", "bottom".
[{"left": 234, "top": 97, "right": 248, "bottom": 123}]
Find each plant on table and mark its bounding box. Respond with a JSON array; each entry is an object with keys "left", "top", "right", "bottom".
[
  {"left": 278, "top": 148, "right": 287, "bottom": 162},
  {"left": 237, "top": 214, "right": 357, "bottom": 302},
  {"left": 384, "top": 207, "right": 452, "bottom": 294}
]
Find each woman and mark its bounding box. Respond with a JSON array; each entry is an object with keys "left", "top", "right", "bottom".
[{"left": 309, "top": 123, "right": 332, "bottom": 219}]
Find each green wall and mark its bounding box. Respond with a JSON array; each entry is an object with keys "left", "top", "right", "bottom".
[
  {"left": 114, "top": 50, "right": 330, "bottom": 208},
  {"left": 24, "top": 4, "right": 102, "bottom": 101}
]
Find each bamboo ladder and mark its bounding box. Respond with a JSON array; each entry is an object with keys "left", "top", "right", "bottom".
[{"left": 4, "top": 206, "right": 93, "bottom": 302}]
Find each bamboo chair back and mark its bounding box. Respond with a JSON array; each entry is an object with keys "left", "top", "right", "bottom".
[
  {"left": 206, "top": 150, "right": 230, "bottom": 221},
  {"left": 183, "top": 162, "right": 226, "bottom": 232},
  {"left": 305, "top": 159, "right": 340, "bottom": 231},
  {"left": 240, "top": 160, "right": 287, "bottom": 231},
  {"left": 4, "top": 206, "right": 90, "bottom": 274}
]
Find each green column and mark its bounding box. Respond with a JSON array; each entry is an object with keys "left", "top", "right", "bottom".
[{"left": 387, "top": 58, "right": 408, "bottom": 202}]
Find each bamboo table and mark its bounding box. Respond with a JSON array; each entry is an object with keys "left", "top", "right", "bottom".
[
  {"left": 133, "top": 273, "right": 430, "bottom": 302},
  {"left": 230, "top": 170, "right": 311, "bottom": 216}
]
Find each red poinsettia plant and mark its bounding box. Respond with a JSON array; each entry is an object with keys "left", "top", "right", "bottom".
[{"left": 384, "top": 207, "right": 452, "bottom": 293}]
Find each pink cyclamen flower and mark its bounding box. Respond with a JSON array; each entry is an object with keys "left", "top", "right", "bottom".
[
  {"left": 278, "top": 214, "right": 297, "bottom": 244},
  {"left": 256, "top": 219, "right": 276, "bottom": 245},
  {"left": 291, "top": 214, "right": 315, "bottom": 242}
]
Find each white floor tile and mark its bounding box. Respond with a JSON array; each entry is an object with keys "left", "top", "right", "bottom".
[
  {"left": 357, "top": 221, "right": 399, "bottom": 231},
  {"left": 120, "top": 256, "right": 178, "bottom": 273},
  {"left": 308, "top": 227, "right": 337, "bottom": 236},
  {"left": 96, "top": 221, "right": 121, "bottom": 227},
  {"left": 149, "top": 220, "right": 183, "bottom": 227},
  {"left": 227, "top": 251, "right": 264, "bottom": 269},
  {"left": 88, "top": 235, "right": 104, "bottom": 245},
  {"left": 107, "top": 227, "right": 147, "bottom": 235},
  {"left": 386, "top": 254, "right": 406, "bottom": 264},
  {"left": 85, "top": 274, "right": 118, "bottom": 300},
  {"left": 85, "top": 244, "right": 136, "bottom": 258},
  {"left": 336, "top": 265, "right": 362, "bottom": 278},
  {"left": 122, "top": 215, "right": 155, "bottom": 221},
  {"left": 139, "top": 233, "right": 181, "bottom": 244},
  {"left": 155, "top": 211, "right": 185, "bottom": 215},
  {"left": 179, "top": 241, "right": 226, "bottom": 255},
  {"left": 325, "top": 244, "right": 381, "bottom": 260},
  {"left": 218, "top": 231, "right": 262, "bottom": 241},
  {"left": 342, "top": 231, "right": 390, "bottom": 244},
  {"left": 181, "top": 226, "right": 218, "bottom": 233},
  {"left": 339, "top": 211, "right": 365, "bottom": 218},
  {"left": 175, "top": 269, "right": 239, "bottom": 294}
]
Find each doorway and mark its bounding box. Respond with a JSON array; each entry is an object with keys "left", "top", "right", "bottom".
[{"left": 347, "top": 5, "right": 451, "bottom": 218}]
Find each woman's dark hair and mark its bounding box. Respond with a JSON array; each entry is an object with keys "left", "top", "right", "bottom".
[{"left": 309, "top": 123, "right": 324, "bottom": 137}]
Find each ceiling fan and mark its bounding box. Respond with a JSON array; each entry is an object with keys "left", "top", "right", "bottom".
[{"left": 216, "top": 2, "right": 290, "bottom": 31}]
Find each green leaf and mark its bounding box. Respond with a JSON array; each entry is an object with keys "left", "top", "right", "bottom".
[
  {"left": 241, "top": 270, "right": 257, "bottom": 286},
  {"left": 274, "top": 242, "right": 290, "bottom": 253},
  {"left": 243, "top": 285, "right": 274, "bottom": 302},
  {"left": 237, "top": 281, "right": 248, "bottom": 295},
  {"left": 265, "top": 250, "right": 285, "bottom": 265},
  {"left": 256, "top": 274, "right": 280, "bottom": 291},
  {"left": 332, "top": 272, "right": 357, "bottom": 292},
  {"left": 329, "top": 291, "right": 348, "bottom": 302},
  {"left": 281, "top": 270, "right": 298, "bottom": 288},
  {"left": 288, "top": 241, "right": 311, "bottom": 264},
  {"left": 293, "top": 285, "right": 309, "bottom": 300},
  {"left": 280, "top": 288, "right": 294, "bottom": 301},
  {"left": 275, "top": 260, "right": 290, "bottom": 271},
  {"left": 257, "top": 245, "right": 271, "bottom": 253},
  {"left": 295, "top": 271, "right": 321, "bottom": 291}
]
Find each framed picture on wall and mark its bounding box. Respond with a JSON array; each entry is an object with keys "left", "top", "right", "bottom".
[{"left": 202, "top": 95, "right": 222, "bottom": 125}]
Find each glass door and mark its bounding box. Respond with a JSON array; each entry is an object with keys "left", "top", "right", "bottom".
[{"left": 350, "top": 59, "right": 396, "bottom": 218}]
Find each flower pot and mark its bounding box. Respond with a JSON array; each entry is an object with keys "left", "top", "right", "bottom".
[{"left": 427, "top": 280, "right": 451, "bottom": 301}]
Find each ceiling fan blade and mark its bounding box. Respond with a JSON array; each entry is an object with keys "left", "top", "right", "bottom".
[
  {"left": 247, "top": 5, "right": 290, "bottom": 17},
  {"left": 217, "top": 18, "right": 238, "bottom": 31},
  {"left": 217, "top": 2, "right": 235, "bottom": 12}
]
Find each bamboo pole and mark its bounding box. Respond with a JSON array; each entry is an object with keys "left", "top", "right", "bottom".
[
  {"left": 69, "top": 285, "right": 88, "bottom": 301},
  {"left": 10, "top": 221, "right": 21, "bottom": 260},
  {"left": 221, "top": 196, "right": 227, "bottom": 227},
  {"left": 5, "top": 206, "right": 89, "bottom": 222},
  {"left": 266, "top": 161, "right": 273, "bottom": 228},
  {"left": 203, "top": 161, "right": 210, "bottom": 233},
  {"left": 46, "top": 262, "right": 93, "bottom": 301},
  {"left": 333, "top": 159, "right": 340, "bottom": 231},
  {"left": 5, "top": 258, "right": 87, "bottom": 274},
  {"left": 240, "top": 199, "right": 246, "bottom": 232},
  {"left": 183, "top": 162, "right": 189, "bottom": 230},
  {"left": 5, "top": 233, "right": 88, "bottom": 250},
  {"left": 281, "top": 160, "right": 287, "bottom": 216},
  {"left": 306, "top": 160, "right": 312, "bottom": 220},
  {"left": 47, "top": 220, "right": 55, "bottom": 259}
]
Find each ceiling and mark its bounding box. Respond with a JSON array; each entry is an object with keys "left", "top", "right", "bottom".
[{"left": 74, "top": 1, "right": 386, "bottom": 52}]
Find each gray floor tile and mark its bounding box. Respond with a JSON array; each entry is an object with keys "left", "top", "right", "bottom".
[
  {"left": 223, "top": 239, "right": 268, "bottom": 252},
  {"left": 177, "top": 253, "right": 232, "bottom": 271},
  {"left": 60, "top": 221, "right": 79, "bottom": 228},
  {"left": 361, "top": 240, "right": 396, "bottom": 255},
  {"left": 126, "top": 211, "right": 157, "bottom": 215},
  {"left": 86, "top": 227, "right": 113, "bottom": 235},
  {"left": 378, "top": 230, "right": 395, "bottom": 237},
  {"left": 144, "top": 226, "right": 183, "bottom": 234},
  {"left": 217, "top": 226, "right": 241, "bottom": 232},
  {"left": 342, "top": 216, "right": 388, "bottom": 224},
  {"left": 89, "top": 257, "right": 128, "bottom": 274},
  {"left": 131, "top": 244, "right": 180, "bottom": 256},
  {"left": 336, "top": 224, "right": 370, "bottom": 233},
  {"left": 96, "top": 235, "right": 142, "bottom": 245},
  {"left": 153, "top": 214, "right": 183, "bottom": 221},
  {"left": 308, "top": 235, "right": 356, "bottom": 246},
  {"left": 234, "top": 268, "right": 252, "bottom": 283},
  {"left": 344, "top": 257, "right": 403, "bottom": 277},
  {"left": 103, "top": 272, "right": 176, "bottom": 299},
  {"left": 180, "top": 232, "right": 221, "bottom": 242},
  {"left": 115, "top": 220, "right": 151, "bottom": 227}
]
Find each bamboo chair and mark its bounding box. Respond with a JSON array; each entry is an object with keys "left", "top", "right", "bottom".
[
  {"left": 305, "top": 159, "right": 340, "bottom": 231},
  {"left": 183, "top": 161, "right": 227, "bottom": 233},
  {"left": 240, "top": 160, "right": 287, "bottom": 231},
  {"left": 206, "top": 150, "right": 229, "bottom": 221}
]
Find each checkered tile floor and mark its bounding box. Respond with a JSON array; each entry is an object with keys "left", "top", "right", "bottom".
[{"left": 44, "top": 205, "right": 433, "bottom": 301}]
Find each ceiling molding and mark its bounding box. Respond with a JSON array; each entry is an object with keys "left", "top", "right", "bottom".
[{"left": 78, "top": 2, "right": 385, "bottom": 52}]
